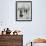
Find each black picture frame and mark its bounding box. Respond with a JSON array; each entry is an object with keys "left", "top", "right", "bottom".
[{"left": 16, "top": 1, "right": 32, "bottom": 21}]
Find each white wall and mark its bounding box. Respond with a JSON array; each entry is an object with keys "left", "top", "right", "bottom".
[
  {"left": 0, "top": 0, "right": 46, "bottom": 45},
  {"left": 32, "top": 0, "right": 46, "bottom": 39},
  {"left": 0, "top": 0, "right": 32, "bottom": 45}
]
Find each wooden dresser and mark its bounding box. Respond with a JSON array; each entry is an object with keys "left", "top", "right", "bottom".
[{"left": 0, "top": 35, "right": 23, "bottom": 46}]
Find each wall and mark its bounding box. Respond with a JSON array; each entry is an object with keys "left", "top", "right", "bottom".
[
  {"left": 32, "top": 0, "right": 46, "bottom": 39},
  {"left": 0, "top": 0, "right": 32, "bottom": 45},
  {"left": 0, "top": 0, "right": 46, "bottom": 45}
]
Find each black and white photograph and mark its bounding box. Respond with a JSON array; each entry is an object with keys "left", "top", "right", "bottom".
[{"left": 16, "top": 1, "right": 32, "bottom": 21}]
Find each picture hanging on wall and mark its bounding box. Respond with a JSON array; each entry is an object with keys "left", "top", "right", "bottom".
[{"left": 16, "top": 1, "right": 32, "bottom": 21}]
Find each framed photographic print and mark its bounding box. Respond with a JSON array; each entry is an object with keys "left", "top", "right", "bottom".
[{"left": 16, "top": 1, "right": 32, "bottom": 21}]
